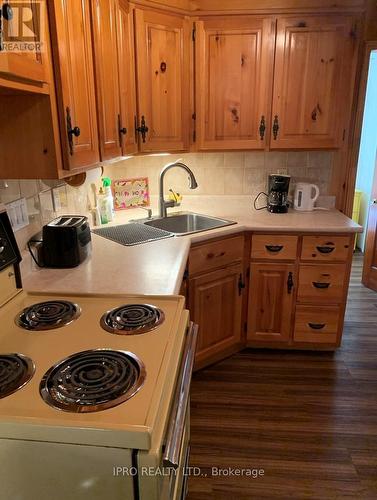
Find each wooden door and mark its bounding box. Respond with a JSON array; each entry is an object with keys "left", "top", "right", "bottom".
[
  {"left": 189, "top": 263, "right": 244, "bottom": 368},
  {"left": 271, "top": 15, "right": 358, "bottom": 149},
  {"left": 362, "top": 156, "right": 377, "bottom": 291},
  {"left": 0, "top": 0, "right": 48, "bottom": 86},
  {"left": 91, "top": 0, "right": 122, "bottom": 160},
  {"left": 134, "top": 8, "right": 190, "bottom": 152},
  {"left": 117, "top": 0, "right": 138, "bottom": 155},
  {"left": 48, "top": 0, "right": 99, "bottom": 170},
  {"left": 248, "top": 263, "right": 296, "bottom": 343},
  {"left": 196, "top": 16, "right": 275, "bottom": 150}
]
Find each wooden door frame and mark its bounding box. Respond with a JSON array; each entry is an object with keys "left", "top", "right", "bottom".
[{"left": 342, "top": 41, "right": 377, "bottom": 217}]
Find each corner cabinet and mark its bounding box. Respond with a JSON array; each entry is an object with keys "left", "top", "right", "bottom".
[
  {"left": 133, "top": 8, "right": 191, "bottom": 152},
  {"left": 271, "top": 15, "right": 358, "bottom": 149},
  {"left": 48, "top": 0, "right": 99, "bottom": 170},
  {"left": 195, "top": 16, "right": 275, "bottom": 150}
]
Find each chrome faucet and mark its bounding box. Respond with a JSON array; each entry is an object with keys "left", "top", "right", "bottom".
[{"left": 159, "top": 161, "right": 198, "bottom": 218}]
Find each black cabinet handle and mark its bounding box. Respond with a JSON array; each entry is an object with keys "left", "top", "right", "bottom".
[
  {"left": 136, "top": 115, "right": 149, "bottom": 143},
  {"left": 316, "top": 246, "right": 335, "bottom": 254},
  {"left": 287, "top": 272, "right": 294, "bottom": 294},
  {"left": 265, "top": 244, "right": 283, "bottom": 253},
  {"left": 238, "top": 274, "right": 245, "bottom": 296},
  {"left": 259, "top": 115, "right": 266, "bottom": 140},
  {"left": 308, "top": 323, "right": 326, "bottom": 330},
  {"left": 312, "top": 282, "right": 330, "bottom": 289},
  {"left": 272, "top": 115, "right": 279, "bottom": 140},
  {"left": 118, "top": 114, "right": 127, "bottom": 146},
  {"left": 66, "top": 107, "right": 80, "bottom": 155}
]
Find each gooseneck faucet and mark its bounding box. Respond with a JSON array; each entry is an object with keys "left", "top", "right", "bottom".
[{"left": 159, "top": 161, "right": 198, "bottom": 218}]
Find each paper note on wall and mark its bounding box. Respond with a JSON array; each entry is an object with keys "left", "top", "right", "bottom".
[{"left": 112, "top": 178, "right": 150, "bottom": 210}]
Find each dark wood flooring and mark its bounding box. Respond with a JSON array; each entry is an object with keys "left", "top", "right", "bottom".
[{"left": 188, "top": 254, "right": 377, "bottom": 499}]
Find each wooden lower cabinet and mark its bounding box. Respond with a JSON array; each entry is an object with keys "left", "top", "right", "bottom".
[
  {"left": 189, "top": 263, "right": 244, "bottom": 369},
  {"left": 247, "top": 262, "right": 296, "bottom": 343}
]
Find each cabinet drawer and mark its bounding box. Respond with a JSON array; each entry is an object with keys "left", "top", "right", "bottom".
[
  {"left": 297, "top": 264, "right": 347, "bottom": 304},
  {"left": 294, "top": 305, "right": 341, "bottom": 344},
  {"left": 251, "top": 235, "right": 298, "bottom": 260},
  {"left": 301, "top": 236, "right": 352, "bottom": 262},
  {"left": 189, "top": 236, "right": 244, "bottom": 275}
]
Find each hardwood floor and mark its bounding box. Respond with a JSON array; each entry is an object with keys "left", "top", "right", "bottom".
[{"left": 188, "top": 254, "right": 377, "bottom": 499}]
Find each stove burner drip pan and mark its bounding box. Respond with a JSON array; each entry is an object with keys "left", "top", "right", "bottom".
[
  {"left": 40, "top": 349, "right": 145, "bottom": 412},
  {"left": 16, "top": 300, "right": 81, "bottom": 331},
  {"left": 0, "top": 354, "right": 35, "bottom": 398},
  {"left": 100, "top": 304, "right": 165, "bottom": 335}
]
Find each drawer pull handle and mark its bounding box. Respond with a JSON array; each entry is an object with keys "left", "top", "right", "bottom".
[
  {"left": 316, "top": 246, "right": 335, "bottom": 254},
  {"left": 312, "top": 282, "right": 330, "bottom": 289},
  {"left": 207, "top": 251, "right": 225, "bottom": 259},
  {"left": 308, "top": 322, "right": 326, "bottom": 330},
  {"left": 265, "top": 244, "right": 283, "bottom": 253}
]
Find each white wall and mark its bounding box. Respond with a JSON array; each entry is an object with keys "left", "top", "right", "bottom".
[{"left": 356, "top": 50, "right": 377, "bottom": 250}]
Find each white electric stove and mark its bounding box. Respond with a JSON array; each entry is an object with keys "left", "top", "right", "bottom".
[{"left": 0, "top": 205, "right": 197, "bottom": 500}]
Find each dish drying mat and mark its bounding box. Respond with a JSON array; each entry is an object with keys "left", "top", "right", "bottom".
[{"left": 92, "top": 223, "right": 173, "bottom": 246}]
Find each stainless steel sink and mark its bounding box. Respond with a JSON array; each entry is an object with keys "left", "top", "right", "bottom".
[{"left": 142, "top": 212, "right": 236, "bottom": 236}]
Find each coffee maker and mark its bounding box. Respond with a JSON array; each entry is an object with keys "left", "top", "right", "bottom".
[{"left": 267, "top": 174, "right": 290, "bottom": 213}]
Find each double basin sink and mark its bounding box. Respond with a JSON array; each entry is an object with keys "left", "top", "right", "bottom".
[{"left": 142, "top": 212, "right": 235, "bottom": 236}]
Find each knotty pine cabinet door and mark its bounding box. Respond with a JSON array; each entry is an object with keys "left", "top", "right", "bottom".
[
  {"left": 48, "top": 0, "right": 99, "bottom": 170},
  {"left": 91, "top": 0, "right": 123, "bottom": 160},
  {"left": 195, "top": 16, "right": 275, "bottom": 150},
  {"left": 0, "top": 0, "right": 49, "bottom": 88},
  {"left": 189, "top": 263, "right": 244, "bottom": 368},
  {"left": 248, "top": 263, "right": 296, "bottom": 343},
  {"left": 133, "top": 8, "right": 191, "bottom": 152},
  {"left": 271, "top": 15, "right": 358, "bottom": 149}
]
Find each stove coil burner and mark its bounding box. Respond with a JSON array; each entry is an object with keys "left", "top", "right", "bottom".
[
  {"left": 100, "top": 304, "right": 165, "bottom": 335},
  {"left": 0, "top": 354, "right": 35, "bottom": 399},
  {"left": 40, "top": 349, "right": 145, "bottom": 412},
  {"left": 16, "top": 300, "right": 81, "bottom": 331}
]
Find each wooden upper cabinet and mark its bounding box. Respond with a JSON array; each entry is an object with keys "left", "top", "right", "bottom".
[
  {"left": 271, "top": 15, "right": 358, "bottom": 149},
  {"left": 48, "top": 0, "right": 99, "bottom": 170},
  {"left": 196, "top": 16, "right": 275, "bottom": 150},
  {"left": 91, "top": 0, "right": 122, "bottom": 160},
  {"left": 117, "top": 0, "right": 138, "bottom": 155},
  {"left": 134, "top": 8, "right": 190, "bottom": 152},
  {"left": 0, "top": 0, "right": 49, "bottom": 89}
]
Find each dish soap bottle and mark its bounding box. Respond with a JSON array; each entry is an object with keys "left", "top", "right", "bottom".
[{"left": 99, "top": 177, "right": 114, "bottom": 224}]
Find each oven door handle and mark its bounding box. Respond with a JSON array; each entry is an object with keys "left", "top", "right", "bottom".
[{"left": 163, "top": 321, "right": 198, "bottom": 469}]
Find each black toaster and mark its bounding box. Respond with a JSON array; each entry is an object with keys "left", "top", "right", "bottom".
[{"left": 41, "top": 216, "right": 91, "bottom": 268}]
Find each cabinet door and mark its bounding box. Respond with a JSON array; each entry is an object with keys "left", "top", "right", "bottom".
[
  {"left": 91, "top": 0, "right": 122, "bottom": 160},
  {"left": 0, "top": 0, "right": 49, "bottom": 86},
  {"left": 189, "top": 263, "right": 244, "bottom": 368},
  {"left": 271, "top": 15, "right": 358, "bottom": 149},
  {"left": 196, "top": 16, "right": 275, "bottom": 150},
  {"left": 248, "top": 263, "right": 295, "bottom": 343},
  {"left": 117, "top": 0, "right": 138, "bottom": 155},
  {"left": 49, "top": 0, "right": 99, "bottom": 170},
  {"left": 134, "top": 8, "right": 190, "bottom": 152}
]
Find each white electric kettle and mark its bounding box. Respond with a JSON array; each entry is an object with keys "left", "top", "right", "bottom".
[{"left": 293, "top": 182, "right": 320, "bottom": 211}]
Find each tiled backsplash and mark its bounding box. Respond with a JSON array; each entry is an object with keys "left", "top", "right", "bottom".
[
  {"left": 104, "top": 151, "right": 334, "bottom": 198},
  {"left": 2, "top": 151, "right": 333, "bottom": 250}
]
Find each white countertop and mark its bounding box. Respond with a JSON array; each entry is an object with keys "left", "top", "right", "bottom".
[{"left": 21, "top": 196, "right": 362, "bottom": 296}]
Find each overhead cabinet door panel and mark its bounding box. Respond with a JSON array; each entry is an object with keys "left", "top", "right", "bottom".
[
  {"left": 196, "top": 17, "right": 275, "bottom": 150},
  {"left": 49, "top": 0, "right": 99, "bottom": 170},
  {"left": 271, "top": 16, "right": 358, "bottom": 149},
  {"left": 134, "top": 8, "right": 190, "bottom": 152}
]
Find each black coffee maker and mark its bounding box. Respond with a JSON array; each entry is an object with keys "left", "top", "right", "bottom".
[{"left": 267, "top": 174, "right": 290, "bottom": 213}]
